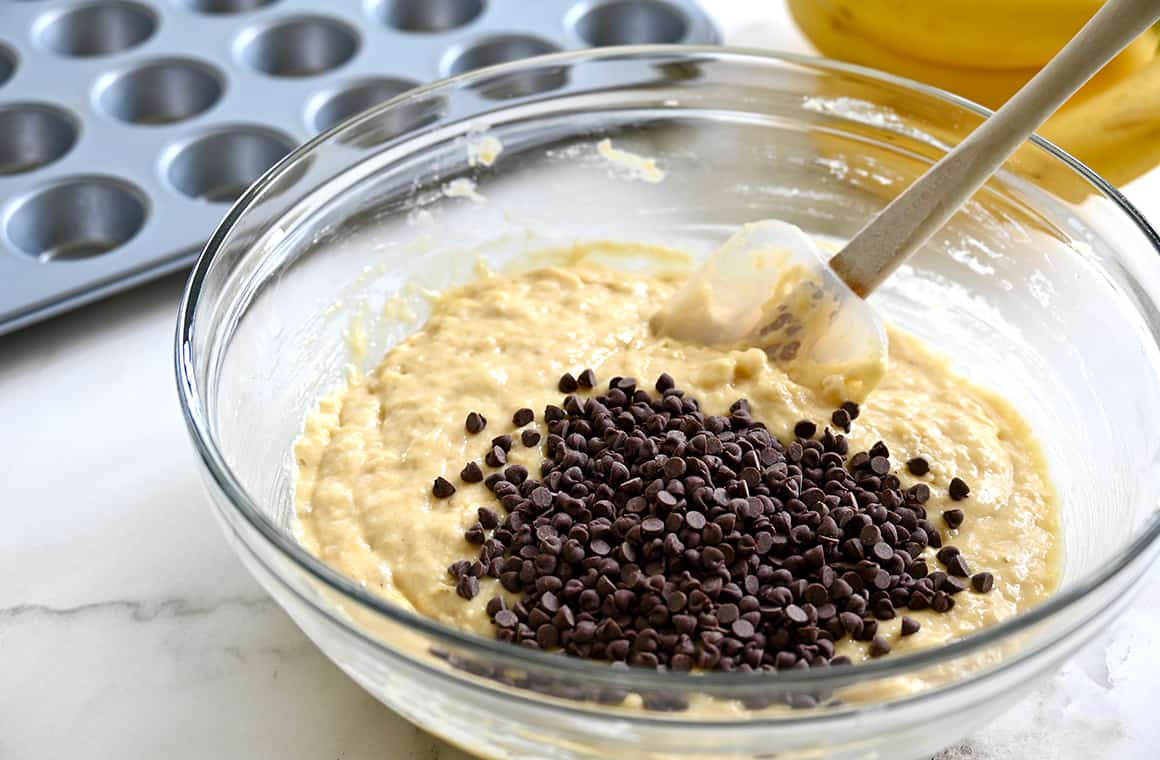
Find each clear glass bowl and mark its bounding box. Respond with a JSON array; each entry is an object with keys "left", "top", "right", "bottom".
[{"left": 176, "top": 48, "right": 1160, "bottom": 759}]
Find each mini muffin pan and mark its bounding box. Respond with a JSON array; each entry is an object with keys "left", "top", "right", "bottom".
[{"left": 0, "top": 0, "right": 717, "bottom": 335}]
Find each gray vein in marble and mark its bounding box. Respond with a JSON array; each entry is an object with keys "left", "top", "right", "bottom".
[{"left": 0, "top": 595, "right": 276, "bottom": 624}]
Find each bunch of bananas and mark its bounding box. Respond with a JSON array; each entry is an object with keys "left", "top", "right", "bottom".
[{"left": 788, "top": 0, "right": 1160, "bottom": 189}]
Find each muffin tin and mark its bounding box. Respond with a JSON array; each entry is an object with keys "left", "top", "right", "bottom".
[{"left": 0, "top": 0, "right": 718, "bottom": 335}]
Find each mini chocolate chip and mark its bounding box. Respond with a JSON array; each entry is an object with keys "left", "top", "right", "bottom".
[
  {"left": 900, "top": 616, "right": 920, "bottom": 636},
  {"left": 521, "top": 429, "right": 542, "bottom": 447},
  {"left": 873, "top": 597, "right": 896, "bottom": 620},
  {"left": 577, "top": 369, "right": 597, "bottom": 389},
  {"left": 558, "top": 373, "right": 579, "bottom": 393},
  {"left": 906, "top": 457, "right": 929, "bottom": 476},
  {"left": 907, "top": 483, "right": 931, "bottom": 503},
  {"left": 731, "top": 618, "right": 755, "bottom": 638},
  {"left": 655, "top": 373, "right": 676, "bottom": 393},
  {"left": 869, "top": 635, "right": 891, "bottom": 657},
  {"left": 946, "top": 554, "right": 970, "bottom": 577},
  {"left": 942, "top": 509, "right": 965, "bottom": 529},
  {"left": 478, "top": 508, "right": 499, "bottom": 529},
  {"left": 931, "top": 591, "right": 953, "bottom": 612},
  {"left": 935, "top": 546, "right": 960, "bottom": 566},
  {"left": 486, "top": 596, "right": 506, "bottom": 616},
  {"left": 971, "top": 572, "right": 995, "bottom": 592},
  {"left": 460, "top": 462, "right": 483, "bottom": 483},
  {"left": 513, "top": 408, "right": 535, "bottom": 427},
  {"left": 840, "top": 401, "right": 861, "bottom": 420},
  {"left": 949, "top": 477, "right": 970, "bottom": 501},
  {"left": 433, "top": 477, "right": 456, "bottom": 499},
  {"left": 831, "top": 408, "right": 851, "bottom": 432},
  {"left": 456, "top": 574, "right": 480, "bottom": 600},
  {"left": 464, "top": 523, "right": 486, "bottom": 545},
  {"left": 485, "top": 446, "right": 507, "bottom": 468},
  {"left": 794, "top": 420, "right": 817, "bottom": 439},
  {"left": 785, "top": 604, "right": 809, "bottom": 625},
  {"left": 465, "top": 411, "right": 487, "bottom": 434},
  {"left": 536, "top": 624, "right": 559, "bottom": 649}
]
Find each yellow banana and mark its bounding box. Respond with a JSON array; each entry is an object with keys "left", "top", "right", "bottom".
[
  {"left": 789, "top": 0, "right": 1033, "bottom": 109},
  {"left": 1025, "top": 57, "right": 1160, "bottom": 194},
  {"left": 1068, "top": 30, "right": 1157, "bottom": 106},
  {"left": 819, "top": 0, "right": 1101, "bottom": 68},
  {"left": 790, "top": 0, "right": 1160, "bottom": 194},
  {"left": 788, "top": 0, "right": 1156, "bottom": 111}
]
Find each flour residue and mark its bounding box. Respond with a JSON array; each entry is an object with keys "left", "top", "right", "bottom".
[
  {"left": 442, "top": 177, "right": 486, "bottom": 203},
  {"left": 467, "top": 133, "right": 504, "bottom": 168},
  {"left": 596, "top": 138, "right": 666, "bottom": 183}
]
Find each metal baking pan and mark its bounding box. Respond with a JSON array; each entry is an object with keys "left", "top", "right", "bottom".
[{"left": 0, "top": 0, "right": 717, "bottom": 335}]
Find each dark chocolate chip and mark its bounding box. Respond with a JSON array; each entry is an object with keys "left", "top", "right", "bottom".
[
  {"left": 946, "top": 554, "right": 970, "bottom": 578},
  {"left": 936, "top": 546, "right": 960, "bottom": 566},
  {"left": 485, "top": 446, "right": 507, "bottom": 468},
  {"left": 456, "top": 574, "right": 480, "bottom": 600},
  {"left": 433, "top": 477, "right": 456, "bottom": 499},
  {"left": 460, "top": 462, "right": 484, "bottom": 483},
  {"left": 906, "top": 457, "right": 929, "bottom": 476},
  {"left": 942, "top": 509, "right": 964, "bottom": 530},
  {"left": 971, "top": 572, "right": 995, "bottom": 593},
  {"left": 513, "top": 408, "right": 535, "bottom": 427},
  {"left": 794, "top": 420, "right": 817, "bottom": 439},
  {"left": 558, "top": 373, "right": 579, "bottom": 393},
  {"left": 464, "top": 523, "right": 485, "bottom": 544},
  {"left": 869, "top": 635, "right": 891, "bottom": 657},
  {"left": 949, "top": 477, "right": 971, "bottom": 501},
  {"left": 577, "top": 369, "right": 597, "bottom": 389},
  {"left": 900, "top": 616, "right": 920, "bottom": 636},
  {"left": 465, "top": 412, "right": 487, "bottom": 434}
]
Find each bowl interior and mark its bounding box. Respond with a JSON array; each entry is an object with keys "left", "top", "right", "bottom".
[{"left": 182, "top": 49, "right": 1160, "bottom": 703}]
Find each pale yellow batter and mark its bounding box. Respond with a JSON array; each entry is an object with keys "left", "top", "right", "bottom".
[{"left": 294, "top": 255, "right": 1061, "bottom": 668}]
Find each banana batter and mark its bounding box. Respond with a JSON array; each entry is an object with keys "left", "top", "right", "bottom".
[{"left": 294, "top": 255, "right": 1061, "bottom": 667}]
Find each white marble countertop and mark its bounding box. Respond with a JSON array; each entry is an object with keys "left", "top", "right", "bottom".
[{"left": 3, "top": 3, "right": 1160, "bottom": 758}]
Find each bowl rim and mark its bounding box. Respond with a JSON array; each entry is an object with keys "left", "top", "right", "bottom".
[{"left": 176, "top": 44, "right": 1160, "bottom": 697}]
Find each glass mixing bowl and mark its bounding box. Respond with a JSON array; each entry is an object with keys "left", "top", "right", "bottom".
[{"left": 176, "top": 48, "right": 1160, "bottom": 759}]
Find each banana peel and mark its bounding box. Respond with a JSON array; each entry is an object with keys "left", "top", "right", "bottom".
[
  {"left": 788, "top": 0, "right": 1156, "bottom": 111},
  {"left": 1022, "top": 56, "right": 1160, "bottom": 196},
  {"left": 790, "top": 0, "right": 1160, "bottom": 194},
  {"left": 789, "top": 0, "right": 1033, "bottom": 110},
  {"left": 1067, "top": 28, "right": 1156, "bottom": 107},
  {"left": 817, "top": 0, "right": 1102, "bottom": 69}
]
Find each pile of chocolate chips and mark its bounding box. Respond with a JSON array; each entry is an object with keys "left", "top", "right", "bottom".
[{"left": 436, "top": 372, "right": 991, "bottom": 672}]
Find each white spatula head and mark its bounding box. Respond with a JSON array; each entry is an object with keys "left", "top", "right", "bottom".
[{"left": 651, "top": 221, "right": 887, "bottom": 403}]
